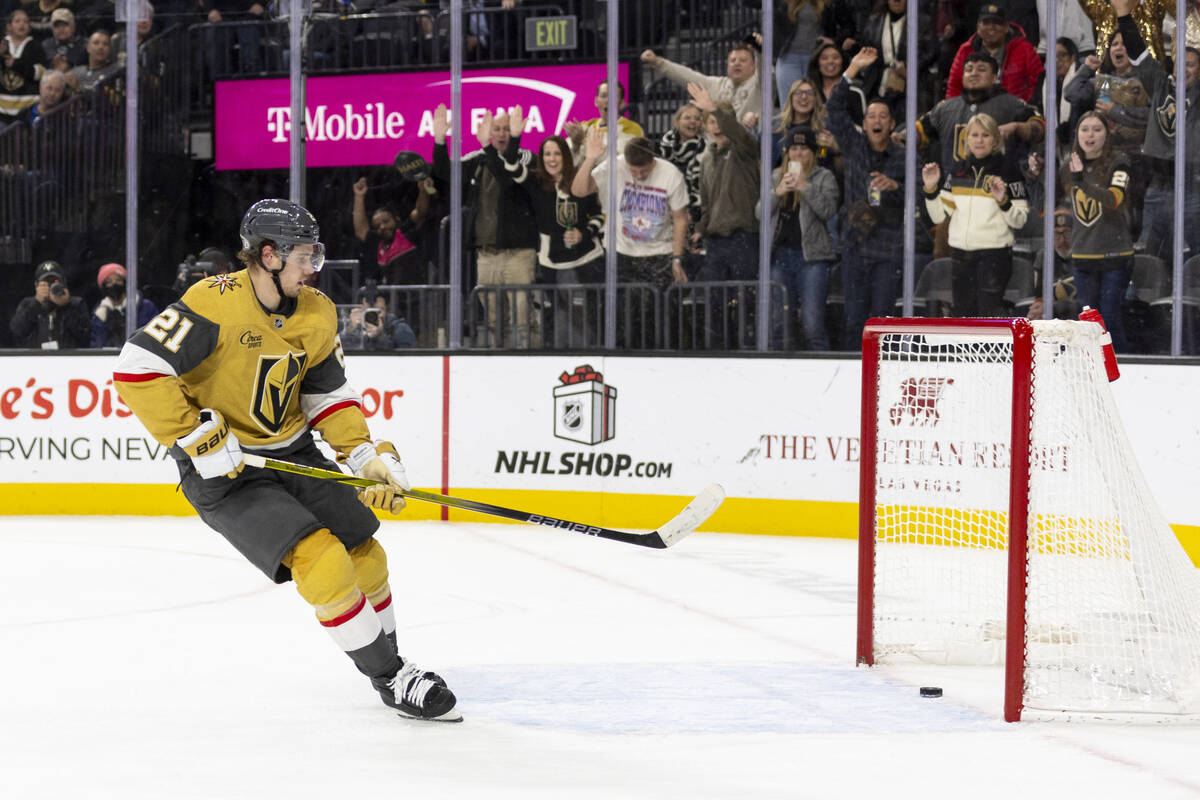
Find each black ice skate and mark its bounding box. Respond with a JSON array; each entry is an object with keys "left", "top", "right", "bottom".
[{"left": 372, "top": 658, "right": 461, "bottom": 722}]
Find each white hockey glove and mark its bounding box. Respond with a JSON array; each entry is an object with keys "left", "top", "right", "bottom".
[
  {"left": 347, "top": 441, "right": 410, "bottom": 514},
  {"left": 177, "top": 409, "right": 245, "bottom": 480}
]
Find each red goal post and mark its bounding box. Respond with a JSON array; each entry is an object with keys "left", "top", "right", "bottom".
[{"left": 857, "top": 317, "right": 1200, "bottom": 722}]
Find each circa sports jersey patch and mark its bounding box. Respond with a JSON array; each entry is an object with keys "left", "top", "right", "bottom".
[
  {"left": 250, "top": 351, "right": 308, "bottom": 433},
  {"left": 207, "top": 274, "right": 241, "bottom": 294}
]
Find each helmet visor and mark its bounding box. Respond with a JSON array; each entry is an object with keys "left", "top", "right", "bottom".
[{"left": 280, "top": 242, "right": 326, "bottom": 272}]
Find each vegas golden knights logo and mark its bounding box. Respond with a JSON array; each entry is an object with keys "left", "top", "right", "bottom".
[
  {"left": 1157, "top": 95, "right": 1176, "bottom": 136},
  {"left": 1073, "top": 187, "right": 1102, "bottom": 227},
  {"left": 953, "top": 124, "right": 968, "bottom": 161},
  {"left": 556, "top": 197, "right": 579, "bottom": 229},
  {"left": 250, "top": 351, "right": 308, "bottom": 433}
]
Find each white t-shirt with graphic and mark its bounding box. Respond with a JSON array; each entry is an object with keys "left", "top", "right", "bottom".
[{"left": 592, "top": 156, "right": 688, "bottom": 257}]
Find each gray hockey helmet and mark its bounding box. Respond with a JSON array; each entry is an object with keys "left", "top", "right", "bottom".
[{"left": 239, "top": 199, "right": 325, "bottom": 270}]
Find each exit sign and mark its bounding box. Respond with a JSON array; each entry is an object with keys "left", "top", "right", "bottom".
[{"left": 525, "top": 15, "right": 577, "bottom": 51}]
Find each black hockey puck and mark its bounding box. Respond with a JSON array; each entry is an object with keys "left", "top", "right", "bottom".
[{"left": 920, "top": 686, "right": 943, "bottom": 698}]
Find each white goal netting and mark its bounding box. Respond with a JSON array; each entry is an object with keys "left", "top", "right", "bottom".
[{"left": 868, "top": 320, "right": 1200, "bottom": 717}]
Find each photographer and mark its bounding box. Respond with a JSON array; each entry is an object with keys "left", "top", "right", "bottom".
[
  {"left": 173, "top": 246, "right": 232, "bottom": 296},
  {"left": 10, "top": 261, "right": 90, "bottom": 349},
  {"left": 340, "top": 285, "right": 415, "bottom": 351}
]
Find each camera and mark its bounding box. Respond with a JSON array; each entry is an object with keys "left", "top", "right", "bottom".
[
  {"left": 364, "top": 309, "right": 381, "bottom": 326},
  {"left": 175, "top": 256, "right": 209, "bottom": 293},
  {"left": 174, "top": 249, "right": 232, "bottom": 293},
  {"left": 50, "top": 282, "right": 67, "bottom": 298}
]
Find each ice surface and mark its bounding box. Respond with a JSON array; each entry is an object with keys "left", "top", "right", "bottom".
[{"left": 3, "top": 517, "right": 1200, "bottom": 799}]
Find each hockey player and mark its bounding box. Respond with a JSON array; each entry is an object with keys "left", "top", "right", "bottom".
[{"left": 112, "top": 199, "right": 460, "bottom": 722}]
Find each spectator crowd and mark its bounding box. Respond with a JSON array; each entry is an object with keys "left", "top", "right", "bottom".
[{"left": 4, "top": 0, "right": 1200, "bottom": 352}]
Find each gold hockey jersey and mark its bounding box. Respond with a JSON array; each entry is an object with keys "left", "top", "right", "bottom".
[{"left": 114, "top": 270, "right": 371, "bottom": 455}]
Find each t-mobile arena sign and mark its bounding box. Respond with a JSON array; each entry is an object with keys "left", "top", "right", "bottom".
[{"left": 214, "top": 62, "right": 631, "bottom": 171}]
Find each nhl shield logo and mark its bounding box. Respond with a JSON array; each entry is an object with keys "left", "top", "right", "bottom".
[
  {"left": 553, "top": 365, "right": 617, "bottom": 445},
  {"left": 561, "top": 399, "right": 583, "bottom": 432}
]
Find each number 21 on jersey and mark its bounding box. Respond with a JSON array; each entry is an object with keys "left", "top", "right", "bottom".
[{"left": 144, "top": 308, "right": 194, "bottom": 353}]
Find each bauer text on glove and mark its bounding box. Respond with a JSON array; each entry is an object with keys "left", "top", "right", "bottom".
[{"left": 177, "top": 409, "right": 245, "bottom": 480}]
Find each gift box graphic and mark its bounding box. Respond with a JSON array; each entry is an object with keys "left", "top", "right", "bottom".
[{"left": 553, "top": 365, "right": 617, "bottom": 445}]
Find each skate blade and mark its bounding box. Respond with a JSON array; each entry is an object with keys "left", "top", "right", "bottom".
[{"left": 393, "top": 706, "right": 463, "bottom": 723}]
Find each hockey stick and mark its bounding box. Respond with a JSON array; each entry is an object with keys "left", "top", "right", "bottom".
[{"left": 241, "top": 453, "right": 724, "bottom": 549}]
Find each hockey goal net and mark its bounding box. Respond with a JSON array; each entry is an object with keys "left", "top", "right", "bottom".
[{"left": 857, "top": 317, "right": 1200, "bottom": 721}]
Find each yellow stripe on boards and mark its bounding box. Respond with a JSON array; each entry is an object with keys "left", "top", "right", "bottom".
[
  {"left": 0, "top": 483, "right": 450, "bottom": 519},
  {"left": 3, "top": 484, "right": 1198, "bottom": 567},
  {"left": 438, "top": 489, "right": 857, "bottom": 539},
  {"left": 1177, "top": 525, "right": 1200, "bottom": 566},
  {"left": 0, "top": 484, "right": 198, "bottom": 516},
  {"left": 0, "top": 484, "right": 856, "bottom": 537}
]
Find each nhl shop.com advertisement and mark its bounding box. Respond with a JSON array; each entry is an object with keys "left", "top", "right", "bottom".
[
  {"left": 3, "top": 355, "right": 1200, "bottom": 538},
  {"left": 492, "top": 363, "right": 675, "bottom": 480}
]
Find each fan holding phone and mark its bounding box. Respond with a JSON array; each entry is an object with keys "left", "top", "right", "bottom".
[
  {"left": 340, "top": 283, "right": 416, "bottom": 350},
  {"left": 761, "top": 125, "right": 840, "bottom": 351}
]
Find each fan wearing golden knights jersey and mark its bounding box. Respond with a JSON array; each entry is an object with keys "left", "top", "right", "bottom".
[{"left": 112, "top": 199, "right": 460, "bottom": 722}]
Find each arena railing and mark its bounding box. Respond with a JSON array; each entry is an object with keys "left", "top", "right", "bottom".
[
  {"left": 631, "top": 7, "right": 761, "bottom": 136},
  {"left": 664, "top": 280, "right": 791, "bottom": 352},
  {"left": 335, "top": 285, "right": 452, "bottom": 349},
  {"left": 0, "top": 79, "right": 123, "bottom": 252},
  {"left": 331, "top": 279, "right": 795, "bottom": 352},
  {"left": 467, "top": 282, "right": 661, "bottom": 350},
  {"left": 0, "top": 24, "right": 191, "bottom": 266},
  {"left": 319, "top": 258, "right": 362, "bottom": 303},
  {"left": 376, "top": 283, "right": 452, "bottom": 348},
  {"left": 138, "top": 24, "right": 190, "bottom": 156}
]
